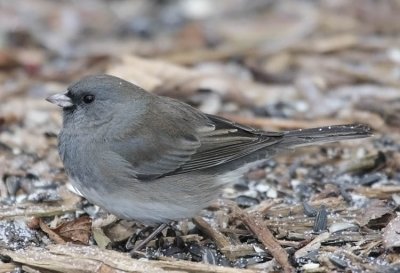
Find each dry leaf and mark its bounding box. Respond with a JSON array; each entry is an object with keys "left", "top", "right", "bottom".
[
  {"left": 383, "top": 214, "right": 400, "bottom": 249},
  {"left": 39, "top": 218, "right": 66, "bottom": 244},
  {"left": 357, "top": 199, "right": 394, "bottom": 227},
  {"left": 40, "top": 216, "right": 92, "bottom": 245},
  {"left": 53, "top": 216, "right": 92, "bottom": 245},
  {"left": 92, "top": 227, "right": 112, "bottom": 249}
]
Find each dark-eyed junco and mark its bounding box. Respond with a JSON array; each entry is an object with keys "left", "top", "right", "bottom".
[{"left": 47, "top": 75, "right": 371, "bottom": 225}]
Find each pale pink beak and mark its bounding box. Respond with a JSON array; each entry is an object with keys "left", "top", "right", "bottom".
[{"left": 46, "top": 92, "right": 73, "bottom": 108}]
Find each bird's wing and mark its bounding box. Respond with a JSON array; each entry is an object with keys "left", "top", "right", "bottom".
[
  {"left": 109, "top": 97, "right": 213, "bottom": 180},
  {"left": 174, "top": 115, "right": 283, "bottom": 174},
  {"left": 110, "top": 126, "right": 202, "bottom": 180},
  {"left": 111, "top": 97, "right": 284, "bottom": 180}
]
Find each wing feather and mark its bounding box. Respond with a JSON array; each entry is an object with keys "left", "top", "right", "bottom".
[
  {"left": 172, "top": 115, "right": 283, "bottom": 174},
  {"left": 109, "top": 97, "right": 284, "bottom": 179}
]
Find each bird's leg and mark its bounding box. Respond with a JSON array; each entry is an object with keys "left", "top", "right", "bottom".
[
  {"left": 129, "top": 222, "right": 168, "bottom": 255},
  {"left": 125, "top": 225, "right": 152, "bottom": 250}
]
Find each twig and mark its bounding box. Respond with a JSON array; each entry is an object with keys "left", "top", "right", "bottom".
[
  {"left": 0, "top": 245, "right": 260, "bottom": 273},
  {"left": 192, "top": 216, "right": 255, "bottom": 259},
  {"left": 0, "top": 204, "right": 76, "bottom": 220},
  {"left": 232, "top": 206, "right": 294, "bottom": 273},
  {"left": 294, "top": 232, "right": 330, "bottom": 259}
]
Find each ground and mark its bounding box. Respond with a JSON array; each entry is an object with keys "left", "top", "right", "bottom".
[{"left": 0, "top": 1, "right": 400, "bottom": 272}]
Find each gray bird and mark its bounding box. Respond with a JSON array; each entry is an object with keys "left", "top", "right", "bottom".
[{"left": 47, "top": 75, "right": 371, "bottom": 225}]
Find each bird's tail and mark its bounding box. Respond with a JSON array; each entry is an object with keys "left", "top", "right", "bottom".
[{"left": 279, "top": 124, "right": 372, "bottom": 148}]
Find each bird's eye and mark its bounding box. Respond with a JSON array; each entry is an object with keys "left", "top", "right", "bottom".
[{"left": 83, "top": 95, "right": 95, "bottom": 104}]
